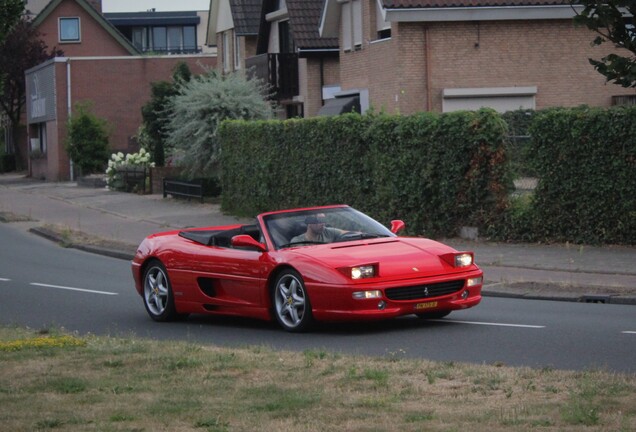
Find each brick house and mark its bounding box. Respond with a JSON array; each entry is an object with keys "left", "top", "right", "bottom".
[
  {"left": 319, "top": 0, "right": 636, "bottom": 114},
  {"left": 23, "top": 0, "right": 216, "bottom": 181},
  {"left": 209, "top": 0, "right": 340, "bottom": 118},
  {"left": 207, "top": 0, "right": 261, "bottom": 72}
]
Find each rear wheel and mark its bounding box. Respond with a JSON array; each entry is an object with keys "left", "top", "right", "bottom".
[
  {"left": 142, "top": 260, "right": 178, "bottom": 322},
  {"left": 272, "top": 269, "right": 313, "bottom": 332},
  {"left": 416, "top": 311, "right": 451, "bottom": 320}
]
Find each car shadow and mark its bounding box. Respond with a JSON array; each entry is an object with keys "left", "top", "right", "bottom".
[{"left": 176, "top": 313, "right": 450, "bottom": 335}]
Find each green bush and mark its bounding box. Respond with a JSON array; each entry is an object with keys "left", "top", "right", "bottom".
[
  {"left": 526, "top": 106, "right": 636, "bottom": 244},
  {"left": 65, "top": 102, "right": 110, "bottom": 176},
  {"left": 220, "top": 109, "right": 510, "bottom": 237},
  {"left": 219, "top": 107, "right": 634, "bottom": 244},
  {"left": 165, "top": 69, "right": 273, "bottom": 179}
]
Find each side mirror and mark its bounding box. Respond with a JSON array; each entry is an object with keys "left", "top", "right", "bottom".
[
  {"left": 390, "top": 220, "right": 405, "bottom": 234},
  {"left": 231, "top": 235, "right": 266, "bottom": 252}
]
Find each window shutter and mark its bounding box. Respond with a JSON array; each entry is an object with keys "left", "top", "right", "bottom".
[
  {"left": 342, "top": 2, "right": 352, "bottom": 51},
  {"left": 353, "top": 0, "right": 362, "bottom": 48}
]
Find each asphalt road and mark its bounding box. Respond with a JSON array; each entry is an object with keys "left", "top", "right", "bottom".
[{"left": 1, "top": 223, "right": 635, "bottom": 373}]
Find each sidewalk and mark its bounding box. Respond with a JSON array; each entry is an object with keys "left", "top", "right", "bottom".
[{"left": 1, "top": 172, "right": 635, "bottom": 305}]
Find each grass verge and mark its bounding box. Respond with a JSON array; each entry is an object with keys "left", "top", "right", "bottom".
[{"left": 1, "top": 326, "right": 635, "bottom": 431}]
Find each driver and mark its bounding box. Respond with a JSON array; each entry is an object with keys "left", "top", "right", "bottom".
[{"left": 290, "top": 214, "right": 345, "bottom": 244}]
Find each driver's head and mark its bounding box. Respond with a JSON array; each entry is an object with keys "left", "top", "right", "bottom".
[{"left": 305, "top": 214, "right": 326, "bottom": 235}]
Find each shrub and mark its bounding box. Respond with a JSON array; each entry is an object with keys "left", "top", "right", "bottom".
[
  {"left": 527, "top": 106, "right": 636, "bottom": 244},
  {"left": 219, "top": 109, "right": 510, "bottom": 237},
  {"left": 165, "top": 69, "right": 273, "bottom": 179},
  {"left": 141, "top": 62, "right": 192, "bottom": 167},
  {"left": 65, "top": 102, "right": 110, "bottom": 176},
  {"left": 105, "top": 148, "right": 154, "bottom": 192}
]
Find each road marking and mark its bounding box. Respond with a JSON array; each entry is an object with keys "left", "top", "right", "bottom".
[
  {"left": 0, "top": 278, "right": 10, "bottom": 282},
  {"left": 622, "top": 331, "right": 636, "bottom": 335},
  {"left": 30, "top": 282, "right": 118, "bottom": 296},
  {"left": 431, "top": 319, "right": 545, "bottom": 329}
]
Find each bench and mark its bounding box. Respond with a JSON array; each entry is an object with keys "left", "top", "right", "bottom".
[{"left": 163, "top": 178, "right": 204, "bottom": 203}]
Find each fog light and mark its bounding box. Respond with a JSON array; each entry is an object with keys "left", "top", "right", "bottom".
[
  {"left": 461, "top": 290, "right": 470, "bottom": 299},
  {"left": 352, "top": 290, "right": 382, "bottom": 299},
  {"left": 467, "top": 277, "right": 483, "bottom": 287},
  {"left": 378, "top": 300, "right": 386, "bottom": 310}
]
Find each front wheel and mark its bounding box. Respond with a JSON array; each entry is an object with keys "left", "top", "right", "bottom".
[
  {"left": 142, "top": 260, "right": 178, "bottom": 322},
  {"left": 272, "top": 269, "right": 313, "bottom": 332}
]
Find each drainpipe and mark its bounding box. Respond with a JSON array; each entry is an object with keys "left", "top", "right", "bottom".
[
  {"left": 66, "top": 58, "right": 73, "bottom": 181},
  {"left": 320, "top": 57, "right": 325, "bottom": 106}
]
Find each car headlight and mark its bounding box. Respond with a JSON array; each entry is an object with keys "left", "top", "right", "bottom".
[
  {"left": 339, "top": 264, "right": 378, "bottom": 280},
  {"left": 455, "top": 253, "right": 473, "bottom": 267},
  {"left": 441, "top": 252, "right": 474, "bottom": 268},
  {"left": 351, "top": 265, "right": 375, "bottom": 279}
]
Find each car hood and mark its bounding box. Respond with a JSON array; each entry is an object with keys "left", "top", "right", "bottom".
[{"left": 288, "top": 238, "right": 473, "bottom": 281}]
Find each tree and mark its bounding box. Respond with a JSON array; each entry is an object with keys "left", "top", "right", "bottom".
[
  {"left": 165, "top": 70, "right": 273, "bottom": 178},
  {"left": 0, "top": 18, "right": 62, "bottom": 168},
  {"left": 65, "top": 102, "right": 110, "bottom": 175},
  {"left": 0, "top": 0, "right": 23, "bottom": 43},
  {"left": 573, "top": 0, "right": 636, "bottom": 87},
  {"left": 141, "top": 62, "right": 191, "bottom": 166}
]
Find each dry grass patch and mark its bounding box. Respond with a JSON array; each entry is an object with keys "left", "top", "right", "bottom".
[{"left": 0, "top": 326, "right": 634, "bottom": 431}]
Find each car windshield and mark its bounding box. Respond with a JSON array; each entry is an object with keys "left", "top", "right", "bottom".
[{"left": 263, "top": 207, "right": 396, "bottom": 250}]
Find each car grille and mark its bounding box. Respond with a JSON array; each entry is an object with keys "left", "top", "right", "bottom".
[{"left": 385, "top": 280, "right": 465, "bottom": 301}]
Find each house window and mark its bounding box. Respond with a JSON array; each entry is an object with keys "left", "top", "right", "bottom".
[
  {"left": 132, "top": 26, "right": 196, "bottom": 53},
  {"left": 167, "top": 27, "right": 181, "bottom": 51},
  {"left": 59, "top": 17, "right": 80, "bottom": 42},
  {"left": 132, "top": 27, "right": 147, "bottom": 50},
  {"left": 183, "top": 26, "right": 196, "bottom": 51},
  {"left": 30, "top": 123, "right": 47, "bottom": 155},
  {"left": 442, "top": 87, "right": 537, "bottom": 113},
  {"left": 152, "top": 27, "right": 167, "bottom": 51},
  {"left": 234, "top": 34, "right": 242, "bottom": 70},
  {"left": 341, "top": 0, "right": 362, "bottom": 51},
  {"left": 376, "top": 1, "right": 391, "bottom": 40},
  {"left": 279, "top": 20, "right": 295, "bottom": 53}
]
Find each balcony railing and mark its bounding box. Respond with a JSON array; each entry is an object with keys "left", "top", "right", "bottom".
[
  {"left": 245, "top": 53, "right": 299, "bottom": 101},
  {"left": 138, "top": 46, "right": 202, "bottom": 55}
]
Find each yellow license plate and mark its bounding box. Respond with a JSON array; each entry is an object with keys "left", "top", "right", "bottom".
[{"left": 414, "top": 301, "right": 438, "bottom": 310}]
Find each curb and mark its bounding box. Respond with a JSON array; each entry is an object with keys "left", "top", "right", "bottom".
[
  {"left": 29, "top": 226, "right": 136, "bottom": 261},
  {"left": 481, "top": 288, "right": 636, "bottom": 305}
]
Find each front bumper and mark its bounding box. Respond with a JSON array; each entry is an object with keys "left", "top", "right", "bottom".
[{"left": 308, "top": 270, "right": 483, "bottom": 322}]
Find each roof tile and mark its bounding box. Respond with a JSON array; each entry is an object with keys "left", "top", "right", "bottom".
[
  {"left": 287, "top": 0, "right": 338, "bottom": 49},
  {"left": 230, "top": 0, "right": 262, "bottom": 35}
]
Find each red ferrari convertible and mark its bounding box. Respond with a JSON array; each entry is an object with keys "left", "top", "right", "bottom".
[{"left": 132, "top": 205, "right": 483, "bottom": 332}]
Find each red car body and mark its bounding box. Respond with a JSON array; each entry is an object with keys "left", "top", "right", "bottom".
[{"left": 132, "top": 205, "right": 483, "bottom": 331}]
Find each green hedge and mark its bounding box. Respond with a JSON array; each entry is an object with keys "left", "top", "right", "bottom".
[
  {"left": 219, "top": 109, "right": 510, "bottom": 238},
  {"left": 524, "top": 106, "right": 636, "bottom": 244}
]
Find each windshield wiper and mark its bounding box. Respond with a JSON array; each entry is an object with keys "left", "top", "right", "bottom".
[
  {"left": 336, "top": 233, "right": 391, "bottom": 241},
  {"left": 278, "top": 240, "right": 325, "bottom": 249}
]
